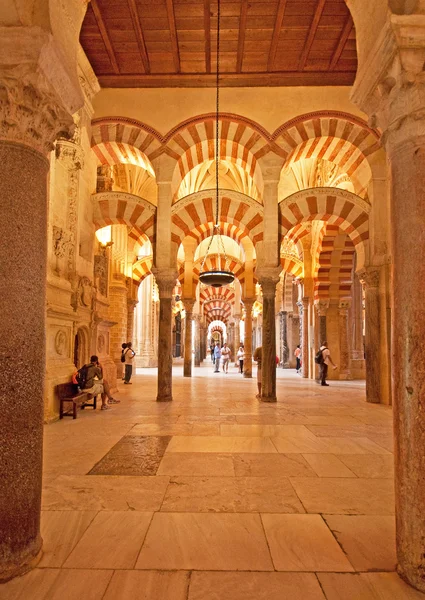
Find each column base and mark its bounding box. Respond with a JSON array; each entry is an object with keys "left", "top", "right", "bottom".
[
  {"left": 397, "top": 564, "right": 425, "bottom": 595},
  {"left": 156, "top": 395, "right": 173, "bottom": 402},
  {"left": 0, "top": 539, "right": 42, "bottom": 583},
  {"left": 243, "top": 372, "right": 252, "bottom": 378},
  {"left": 261, "top": 396, "right": 277, "bottom": 403}
]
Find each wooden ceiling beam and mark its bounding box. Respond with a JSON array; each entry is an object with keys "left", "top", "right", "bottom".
[
  {"left": 329, "top": 15, "right": 353, "bottom": 70},
  {"left": 236, "top": 0, "right": 249, "bottom": 73},
  {"left": 127, "top": 0, "right": 150, "bottom": 74},
  {"left": 166, "top": 0, "right": 181, "bottom": 73},
  {"left": 267, "top": 0, "right": 288, "bottom": 71},
  {"left": 98, "top": 71, "right": 356, "bottom": 88},
  {"left": 204, "top": 0, "right": 211, "bottom": 74},
  {"left": 298, "top": 0, "right": 326, "bottom": 71},
  {"left": 91, "top": 0, "right": 120, "bottom": 74}
]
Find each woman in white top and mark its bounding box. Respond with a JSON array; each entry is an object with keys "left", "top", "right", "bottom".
[{"left": 237, "top": 346, "right": 244, "bottom": 374}]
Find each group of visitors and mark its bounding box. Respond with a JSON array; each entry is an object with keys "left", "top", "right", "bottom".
[
  {"left": 72, "top": 341, "right": 136, "bottom": 412},
  {"left": 294, "top": 341, "right": 337, "bottom": 385},
  {"left": 210, "top": 341, "right": 246, "bottom": 374}
]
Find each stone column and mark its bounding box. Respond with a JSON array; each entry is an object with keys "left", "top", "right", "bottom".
[
  {"left": 300, "top": 297, "right": 310, "bottom": 378},
  {"left": 127, "top": 298, "right": 137, "bottom": 343},
  {"left": 233, "top": 315, "right": 241, "bottom": 365},
  {"left": 358, "top": 267, "right": 381, "bottom": 402},
  {"left": 228, "top": 322, "right": 235, "bottom": 360},
  {"left": 153, "top": 271, "right": 177, "bottom": 401},
  {"left": 243, "top": 298, "right": 254, "bottom": 378},
  {"left": 108, "top": 277, "right": 128, "bottom": 376},
  {"left": 194, "top": 315, "right": 201, "bottom": 366},
  {"left": 279, "top": 310, "right": 289, "bottom": 367},
  {"left": 259, "top": 275, "right": 280, "bottom": 402},
  {"left": 315, "top": 300, "right": 329, "bottom": 346},
  {"left": 338, "top": 300, "right": 352, "bottom": 379},
  {"left": 0, "top": 4, "right": 87, "bottom": 581},
  {"left": 183, "top": 299, "right": 195, "bottom": 377},
  {"left": 351, "top": 272, "right": 364, "bottom": 360}
]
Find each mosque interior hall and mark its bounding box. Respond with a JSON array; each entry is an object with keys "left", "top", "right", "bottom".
[{"left": 1, "top": 1, "right": 425, "bottom": 598}]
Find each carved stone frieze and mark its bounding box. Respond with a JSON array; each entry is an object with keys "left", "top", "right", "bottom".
[
  {"left": 94, "top": 254, "right": 109, "bottom": 296},
  {"left": 0, "top": 77, "right": 74, "bottom": 155},
  {"left": 53, "top": 226, "right": 70, "bottom": 259},
  {"left": 54, "top": 330, "right": 67, "bottom": 356},
  {"left": 279, "top": 187, "right": 371, "bottom": 215},
  {"left": 71, "top": 276, "right": 94, "bottom": 311},
  {"left": 55, "top": 138, "right": 84, "bottom": 170}
]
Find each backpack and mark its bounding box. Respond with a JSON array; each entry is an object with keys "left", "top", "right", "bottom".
[
  {"left": 76, "top": 364, "right": 89, "bottom": 389},
  {"left": 315, "top": 348, "right": 326, "bottom": 365},
  {"left": 120, "top": 351, "right": 126, "bottom": 363}
]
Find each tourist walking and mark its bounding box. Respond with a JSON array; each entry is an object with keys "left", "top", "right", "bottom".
[
  {"left": 213, "top": 342, "right": 221, "bottom": 373},
  {"left": 123, "top": 342, "right": 136, "bottom": 384},
  {"left": 316, "top": 340, "right": 337, "bottom": 386},
  {"left": 237, "top": 345, "right": 244, "bottom": 374},
  {"left": 294, "top": 344, "right": 301, "bottom": 373},
  {"left": 221, "top": 342, "right": 231, "bottom": 373}
]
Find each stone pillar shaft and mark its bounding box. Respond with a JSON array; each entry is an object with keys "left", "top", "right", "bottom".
[
  {"left": 301, "top": 297, "right": 309, "bottom": 379},
  {"left": 243, "top": 299, "right": 254, "bottom": 378},
  {"left": 261, "top": 283, "right": 278, "bottom": 402},
  {"left": 359, "top": 268, "right": 381, "bottom": 403},
  {"left": 0, "top": 142, "right": 48, "bottom": 580},
  {"left": 338, "top": 302, "right": 352, "bottom": 379},
  {"left": 183, "top": 300, "right": 194, "bottom": 377},
  {"left": 154, "top": 273, "right": 176, "bottom": 402},
  {"left": 194, "top": 316, "right": 201, "bottom": 367}
]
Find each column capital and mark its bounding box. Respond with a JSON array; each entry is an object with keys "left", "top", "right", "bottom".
[
  {"left": 358, "top": 266, "right": 381, "bottom": 289},
  {"left": 183, "top": 298, "right": 196, "bottom": 313},
  {"left": 351, "top": 13, "right": 425, "bottom": 153},
  {"left": 315, "top": 299, "right": 330, "bottom": 316},
  {"left": 55, "top": 138, "right": 84, "bottom": 170},
  {"left": 152, "top": 268, "right": 178, "bottom": 298},
  {"left": 257, "top": 267, "right": 281, "bottom": 298},
  {"left": 243, "top": 297, "right": 255, "bottom": 311},
  {"left": 302, "top": 296, "right": 310, "bottom": 310},
  {"left": 338, "top": 299, "right": 351, "bottom": 314}
]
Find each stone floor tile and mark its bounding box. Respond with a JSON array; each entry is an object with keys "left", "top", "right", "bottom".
[
  {"left": 42, "top": 475, "right": 169, "bottom": 511},
  {"left": 220, "top": 424, "right": 317, "bottom": 438},
  {"left": 302, "top": 454, "right": 357, "bottom": 478},
  {"left": 103, "top": 571, "right": 190, "bottom": 600},
  {"left": 324, "top": 515, "right": 396, "bottom": 571},
  {"left": 262, "top": 514, "right": 354, "bottom": 572},
  {"left": 88, "top": 436, "right": 171, "bottom": 476},
  {"left": 305, "top": 424, "right": 392, "bottom": 437},
  {"left": 271, "top": 435, "right": 335, "bottom": 453},
  {"left": 317, "top": 572, "right": 425, "bottom": 599},
  {"left": 135, "top": 512, "right": 274, "bottom": 570},
  {"left": 232, "top": 453, "right": 317, "bottom": 477},
  {"left": 188, "top": 572, "right": 326, "bottom": 600},
  {"left": 322, "top": 437, "right": 391, "bottom": 455},
  {"left": 290, "top": 477, "right": 395, "bottom": 514},
  {"left": 337, "top": 454, "right": 394, "bottom": 478},
  {"left": 39, "top": 510, "right": 97, "bottom": 567},
  {"left": 157, "top": 453, "right": 235, "bottom": 476},
  {"left": 161, "top": 476, "right": 305, "bottom": 513},
  {"left": 64, "top": 511, "right": 152, "bottom": 569},
  {"left": 165, "top": 436, "right": 278, "bottom": 453},
  {"left": 0, "top": 568, "right": 112, "bottom": 600}
]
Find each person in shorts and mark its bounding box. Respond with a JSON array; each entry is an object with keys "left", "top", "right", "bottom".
[{"left": 221, "top": 342, "right": 231, "bottom": 373}]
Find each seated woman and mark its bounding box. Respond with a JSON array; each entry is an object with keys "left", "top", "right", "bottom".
[{"left": 74, "top": 355, "right": 120, "bottom": 410}]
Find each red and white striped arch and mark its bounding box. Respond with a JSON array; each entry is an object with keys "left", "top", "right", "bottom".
[
  {"left": 200, "top": 287, "right": 236, "bottom": 306},
  {"left": 280, "top": 256, "right": 304, "bottom": 279},
  {"left": 314, "top": 226, "right": 356, "bottom": 301},
  {"left": 273, "top": 112, "right": 381, "bottom": 196},
  {"left": 171, "top": 191, "right": 264, "bottom": 249},
  {"left": 92, "top": 192, "right": 156, "bottom": 245},
  {"left": 206, "top": 305, "right": 231, "bottom": 325},
  {"left": 91, "top": 118, "right": 161, "bottom": 173},
  {"left": 166, "top": 114, "right": 272, "bottom": 198},
  {"left": 132, "top": 255, "right": 152, "bottom": 284},
  {"left": 279, "top": 187, "right": 370, "bottom": 268}
]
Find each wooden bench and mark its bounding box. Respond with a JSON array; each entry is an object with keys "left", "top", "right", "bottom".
[{"left": 57, "top": 383, "right": 97, "bottom": 419}]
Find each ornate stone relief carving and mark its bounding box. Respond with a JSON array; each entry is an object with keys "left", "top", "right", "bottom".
[
  {"left": 54, "top": 330, "right": 67, "bottom": 356},
  {"left": 71, "top": 276, "right": 94, "bottom": 311},
  {"left": 0, "top": 77, "right": 74, "bottom": 155},
  {"left": 94, "top": 254, "right": 109, "bottom": 297},
  {"left": 97, "top": 334, "right": 105, "bottom": 353}
]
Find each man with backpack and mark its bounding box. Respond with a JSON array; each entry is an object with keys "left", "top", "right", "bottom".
[
  {"left": 76, "top": 355, "right": 112, "bottom": 410},
  {"left": 122, "top": 342, "right": 136, "bottom": 384},
  {"left": 315, "top": 341, "right": 337, "bottom": 386}
]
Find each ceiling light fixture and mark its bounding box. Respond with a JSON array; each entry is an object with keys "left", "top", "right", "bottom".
[{"left": 199, "top": 0, "right": 235, "bottom": 289}]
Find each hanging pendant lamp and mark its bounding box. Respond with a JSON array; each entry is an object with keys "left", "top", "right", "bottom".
[{"left": 199, "top": 0, "right": 235, "bottom": 289}]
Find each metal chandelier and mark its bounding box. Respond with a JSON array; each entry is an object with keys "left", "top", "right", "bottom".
[{"left": 199, "top": 0, "right": 235, "bottom": 289}]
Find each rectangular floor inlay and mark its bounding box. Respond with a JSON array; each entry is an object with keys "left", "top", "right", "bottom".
[{"left": 88, "top": 435, "right": 172, "bottom": 476}]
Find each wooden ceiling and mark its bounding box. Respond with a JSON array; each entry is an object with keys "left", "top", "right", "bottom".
[{"left": 80, "top": 0, "right": 357, "bottom": 88}]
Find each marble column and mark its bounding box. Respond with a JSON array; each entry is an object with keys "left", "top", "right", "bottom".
[
  {"left": 127, "top": 298, "right": 137, "bottom": 344},
  {"left": 194, "top": 315, "right": 201, "bottom": 366},
  {"left": 338, "top": 300, "right": 352, "bottom": 379},
  {"left": 259, "top": 276, "right": 279, "bottom": 402},
  {"left": 358, "top": 267, "right": 381, "bottom": 403},
  {"left": 0, "top": 23, "right": 84, "bottom": 581},
  {"left": 183, "top": 299, "right": 195, "bottom": 377},
  {"left": 153, "top": 272, "right": 176, "bottom": 401},
  {"left": 243, "top": 299, "right": 254, "bottom": 378},
  {"left": 300, "top": 297, "right": 309, "bottom": 378},
  {"left": 351, "top": 273, "right": 364, "bottom": 360},
  {"left": 233, "top": 315, "right": 241, "bottom": 365},
  {"left": 315, "top": 300, "right": 329, "bottom": 346},
  {"left": 279, "top": 311, "right": 289, "bottom": 367}
]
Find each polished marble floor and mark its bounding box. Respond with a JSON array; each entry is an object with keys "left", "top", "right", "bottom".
[{"left": 2, "top": 363, "right": 424, "bottom": 599}]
